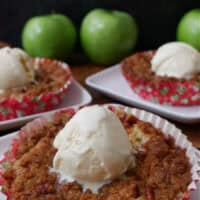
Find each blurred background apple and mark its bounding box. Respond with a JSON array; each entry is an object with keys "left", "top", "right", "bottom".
[
  {"left": 22, "top": 14, "right": 77, "bottom": 60},
  {"left": 177, "top": 9, "right": 200, "bottom": 50},
  {"left": 80, "top": 9, "right": 138, "bottom": 65}
]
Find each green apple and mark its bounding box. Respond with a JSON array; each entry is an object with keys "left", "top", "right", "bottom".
[
  {"left": 177, "top": 9, "right": 200, "bottom": 50},
  {"left": 80, "top": 9, "right": 138, "bottom": 65},
  {"left": 22, "top": 14, "right": 77, "bottom": 60}
]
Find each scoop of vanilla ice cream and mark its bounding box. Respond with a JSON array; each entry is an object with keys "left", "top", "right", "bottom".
[
  {"left": 0, "top": 47, "right": 35, "bottom": 90},
  {"left": 53, "top": 105, "right": 134, "bottom": 192},
  {"left": 151, "top": 42, "right": 200, "bottom": 79}
]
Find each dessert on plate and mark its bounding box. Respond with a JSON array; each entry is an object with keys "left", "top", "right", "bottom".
[
  {"left": 0, "top": 47, "right": 72, "bottom": 121},
  {"left": 0, "top": 104, "right": 198, "bottom": 200},
  {"left": 121, "top": 42, "right": 200, "bottom": 105}
]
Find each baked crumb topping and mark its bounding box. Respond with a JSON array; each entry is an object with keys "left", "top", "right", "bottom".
[
  {"left": 121, "top": 51, "right": 200, "bottom": 85},
  {"left": 0, "top": 59, "right": 70, "bottom": 99}
]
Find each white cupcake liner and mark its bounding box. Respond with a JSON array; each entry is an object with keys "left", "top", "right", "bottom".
[{"left": 104, "top": 104, "right": 200, "bottom": 199}]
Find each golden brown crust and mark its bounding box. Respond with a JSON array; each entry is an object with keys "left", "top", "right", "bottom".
[
  {"left": 2, "top": 110, "right": 191, "bottom": 200},
  {"left": 121, "top": 51, "right": 200, "bottom": 85}
]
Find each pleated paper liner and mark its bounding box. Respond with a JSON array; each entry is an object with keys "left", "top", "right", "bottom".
[
  {"left": 0, "top": 104, "right": 199, "bottom": 200},
  {"left": 122, "top": 55, "right": 200, "bottom": 106},
  {"left": 108, "top": 104, "right": 200, "bottom": 199}
]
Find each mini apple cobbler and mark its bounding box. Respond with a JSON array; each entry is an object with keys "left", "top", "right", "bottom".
[
  {"left": 0, "top": 47, "right": 71, "bottom": 121},
  {"left": 121, "top": 42, "right": 200, "bottom": 106},
  {"left": 0, "top": 105, "right": 192, "bottom": 200}
]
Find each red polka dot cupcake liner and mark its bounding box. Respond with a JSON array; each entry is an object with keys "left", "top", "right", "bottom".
[
  {"left": 123, "top": 72, "right": 200, "bottom": 106},
  {"left": 0, "top": 58, "right": 72, "bottom": 121}
]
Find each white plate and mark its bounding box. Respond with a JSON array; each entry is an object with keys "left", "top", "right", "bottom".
[
  {"left": 0, "top": 104, "right": 199, "bottom": 200},
  {"left": 86, "top": 65, "right": 200, "bottom": 123},
  {"left": 0, "top": 80, "right": 92, "bottom": 131}
]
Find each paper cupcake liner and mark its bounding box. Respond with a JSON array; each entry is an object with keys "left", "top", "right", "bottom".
[
  {"left": 107, "top": 104, "right": 200, "bottom": 200},
  {"left": 123, "top": 68, "right": 200, "bottom": 106},
  {"left": 0, "top": 58, "right": 72, "bottom": 121},
  {"left": 0, "top": 104, "right": 199, "bottom": 200}
]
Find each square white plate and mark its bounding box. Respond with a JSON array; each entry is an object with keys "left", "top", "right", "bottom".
[
  {"left": 0, "top": 80, "right": 92, "bottom": 131},
  {"left": 86, "top": 65, "right": 200, "bottom": 123}
]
